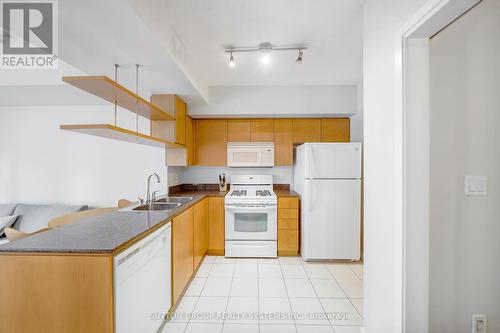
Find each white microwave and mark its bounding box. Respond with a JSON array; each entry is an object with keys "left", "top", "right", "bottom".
[{"left": 227, "top": 142, "right": 275, "bottom": 167}]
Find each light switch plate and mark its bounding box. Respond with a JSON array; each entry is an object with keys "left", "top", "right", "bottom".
[
  {"left": 465, "top": 175, "right": 488, "bottom": 196},
  {"left": 472, "top": 314, "right": 487, "bottom": 333}
]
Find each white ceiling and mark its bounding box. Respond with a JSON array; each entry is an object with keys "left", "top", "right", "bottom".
[
  {"left": 159, "top": 0, "right": 364, "bottom": 86},
  {"left": 1, "top": 0, "right": 364, "bottom": 108}
]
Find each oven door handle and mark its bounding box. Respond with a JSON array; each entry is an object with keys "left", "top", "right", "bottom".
[{"left": 225, "top": 205, "right": 276, "bottom": 211}]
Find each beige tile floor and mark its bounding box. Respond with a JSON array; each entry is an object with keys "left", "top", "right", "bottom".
[{"left": 162, "top": 256, "right": 363, "bottom": 333}]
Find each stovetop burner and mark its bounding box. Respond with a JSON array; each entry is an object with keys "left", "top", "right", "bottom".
[
  {"left": 231, "top": 190, "right": 247, "bottom": 196},
  {"left": 256, "top": 190, "right": 271, "bottom": 197}
]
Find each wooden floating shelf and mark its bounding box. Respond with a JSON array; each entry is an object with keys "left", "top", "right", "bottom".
[
  {"left": 62, "top": 76, "right": 175, "bottom": 121},
  {"left": 60, "top": 124, "right": 185, "bottom": 149}
]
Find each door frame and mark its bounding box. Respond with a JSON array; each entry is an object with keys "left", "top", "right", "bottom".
[{"left": 396, "top": 0, "right": 480, "bottom": 331}]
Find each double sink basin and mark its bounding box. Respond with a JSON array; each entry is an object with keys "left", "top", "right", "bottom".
[{"left": 132, "top": 196, "right": 194, "bottom": 211}]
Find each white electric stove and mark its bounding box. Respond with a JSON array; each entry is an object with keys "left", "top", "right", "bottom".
[{"left": 224, "top": 175, "right": 278, "bottom": 258}]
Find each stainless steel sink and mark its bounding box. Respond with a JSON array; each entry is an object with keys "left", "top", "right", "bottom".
[
  {"left": 132, "top": 203, "right": 181, "bottom": 211},
  {"left": 155, "top": 196, "right": 194, "bottom": 204}
]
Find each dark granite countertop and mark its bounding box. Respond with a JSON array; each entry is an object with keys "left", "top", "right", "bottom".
[
  {"left": 169, "top": 184, "right": 228, "bottom": 197},
  {"left": 170, "top": 184, "right": 299, "bottom": 198},
  {"left": 0, "top": 195, "right": 206, "bottom": 254},
  {"left": 171, "top": 189, "right": 228, "bottom": 197}
]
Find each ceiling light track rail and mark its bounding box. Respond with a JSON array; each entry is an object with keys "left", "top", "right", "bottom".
[{"left": 225, "top": 42, "right": 307, "bottom": 66}]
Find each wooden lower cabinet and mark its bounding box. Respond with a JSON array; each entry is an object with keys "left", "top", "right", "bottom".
[
  {"left": 193, "top": 198, "right": 209, "bottom": 268},
  {"left": 0, "top": 254, "right": 114, "bottom": 333},
  {"left": 208, "top": 197, "right": 225, "bottom": 254},
  {"left": 278, "top": 230, "right": 299, "bottom": 255},
  {"left": 277, "top": 197, "right": 300, "bottom": 256},
  {"left": 172, "top": 207, "right": 194, "bottom": 304}
]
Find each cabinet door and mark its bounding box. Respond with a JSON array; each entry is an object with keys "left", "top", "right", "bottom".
[
  {"left": 321, "top": 118, "right": 350, "bottom": 142},
  {"left": 251, "top": 119, "right": 274, "bottom": 141},
  {"left": 208, "top": 197, "right": 225, "bottom": 254},
  {"left": 175, "top": 96, "right": 186, "bottom": 145},
  {"left": 292, "top": 119, "right": 321, "bottom": 143},
  {"left": 193, "top": 198, "right": 209, "bottom": 268},
  {"left": 274, "top": 119, "right": 293, "bottom": 165},
  {"left": 172, "top": 208, "right": 194, "bottom": 304},
  {"left": 278, "top": 230, "right": 299, "bottom": 253},
  {"left": 277, "top": 197, "right": 299, "bottom": 256},
  {"left": 195, "top": 120, "right": 228, "bottom": 166},
  {"left": 186, "top": 116, "right": 195, "bottom": 165},
  {"left": 228, "top": 120, "right": 251, "bottom": 142}
]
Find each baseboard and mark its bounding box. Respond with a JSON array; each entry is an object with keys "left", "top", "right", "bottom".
[
  {"left": 278, "top": 250, "right": 299, "bottom": 256},
  {"left": 206, "top": 249, "right": 224, "bottom": 256}
]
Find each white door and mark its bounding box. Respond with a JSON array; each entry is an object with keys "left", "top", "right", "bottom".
[
  {"left": 302, "top": 179, "right": 361, "bottom": 260},
  {"left": 304, "top": 143, "right": 362, "bottom": 179}
]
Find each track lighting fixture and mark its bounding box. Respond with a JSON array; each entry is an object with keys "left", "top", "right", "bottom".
[{"left": 225, "top": 42, "right": 307, "bottom": 67}]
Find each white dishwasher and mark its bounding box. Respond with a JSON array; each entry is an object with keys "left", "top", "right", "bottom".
[{"left": 114, "top": 222, "right": 171, "bottom": 333}]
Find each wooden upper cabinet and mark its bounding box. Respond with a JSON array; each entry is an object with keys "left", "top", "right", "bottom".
[
  {"left": 321, "top": 118, "right": 350, "bottom": 142},
  {"left": 175, "top": 96, "right": 186, "bottom": 145},
  {"left": 228, "top": 120, "right": 251, "bottom": 142},
  {"left": 274, "top": 119, "right": 293, "bottom": 165},
  {"left": 251, "top": 120, "right": 274, "bottom": 141},
  {"left": 292, "top": 119, "right": 321, "bottom": 143},
  {"left": 150, "top": 94, "right": 187, "bottom": 145},
  {"left": 195, "top": 120, "right": 228, "bottom": 166},
  {"left": 186, "top": 116, "right": 195, "bottom": 165}
]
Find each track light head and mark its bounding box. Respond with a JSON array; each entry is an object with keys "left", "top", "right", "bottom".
[
  {"left": 229, "top": 52, "right": 235, "bottom": 67},
  {"left": 296, "top": 49, "right": 304, "bottom": 64}
]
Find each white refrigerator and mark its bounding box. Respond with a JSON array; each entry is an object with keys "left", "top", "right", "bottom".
[{"left": 294, "top": 143, "right": 362, "bottom": 260}]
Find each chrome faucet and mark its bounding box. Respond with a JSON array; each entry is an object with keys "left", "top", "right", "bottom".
[{"left": 146, "top": 173, "right": 160, "bottom": 205}]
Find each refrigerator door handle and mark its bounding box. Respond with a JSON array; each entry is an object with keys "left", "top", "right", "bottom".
[
  {"left": 309, "top": 146, "right": 315, "bottom": 177},
  {"left": 309, "top": 180, "right": 314, "bottom": 212}
]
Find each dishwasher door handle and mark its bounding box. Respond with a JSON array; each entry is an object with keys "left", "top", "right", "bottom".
[{"left": 117, "top": 247, "right": 140, "bottom": 266}]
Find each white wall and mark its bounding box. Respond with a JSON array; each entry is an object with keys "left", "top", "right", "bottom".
[
  {"left": 363, "top": 0, "right": 427, "bottom": 332},
  {"left": 189, "top": 85, "right": 363, "bottom": 141},
  {"left": 429, "top": 1, "right": 500, "bottom": 332},
  {"left": 190, "top": 85, "right": 358, "bottom": 117},
  {"left": 169, "top": 166, "right": 293, "bottom": 187},
  {"left": 0, "top": 106, "right": 167, "bottom": 207}
]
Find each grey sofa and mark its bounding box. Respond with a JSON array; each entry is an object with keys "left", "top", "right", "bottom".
[{"left": 0, "top": 203, "right": 88, "bottom": 245}]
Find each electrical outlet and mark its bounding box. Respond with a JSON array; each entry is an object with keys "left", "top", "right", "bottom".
[{"left": 472, "top": 314, "right": 487, "bottom": 333}]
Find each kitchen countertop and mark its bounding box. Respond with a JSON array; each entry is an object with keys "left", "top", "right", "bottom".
[
  {"left": 0, "top": 195, "right": 206, "bottom": 254},
  {"left": 275, "top": 190, "right": 300, "bottom": 198},
  {"left": 0, "top": 188, "right": 299, "bottom": 254},
  {"left": 171, "top": 189, "right": 228, "bottom": 197},
  {"left": 170, "top": 184, "right": 299, "bottom": 198}
]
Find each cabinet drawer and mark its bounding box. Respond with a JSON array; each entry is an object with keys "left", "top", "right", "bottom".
[
  {"left": 278, "top": 219, "right": 298, "bottom": 230},
  {"left": 278, "top": 209, "right": 298, "bottom": 219},
  {"left": 278, "top": 197, "right": 299, "bottom": 209},
  {"left": 278, "top": 229, "right": 299, "bottom": 252}
]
